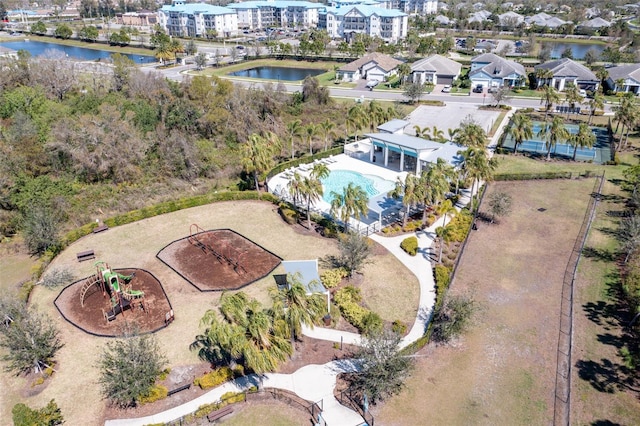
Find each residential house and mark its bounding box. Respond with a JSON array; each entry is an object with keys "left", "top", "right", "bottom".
[
  {"left": 410, "top": 54, "right": 462, "bottom": 85},
  {"left": 524, "top": 12, "right": 567, "bottom": 28},
  {"left": 321, "top": 5, "right": 408, "bottom": 43},
  {"left": 469, "top": 53, "right": 526, "bottom": 88},
  {"left": 498, "top": 11, "right": 524, "bottom": 27},
  {"left": 578, "top": 17, "right": 611, "bottom": 31},
  {"left": 534, "top": 58, "right": 599, "bottom": 91},
  {"left": 336, "top": 52, "right": 403, "bottom": 82},
  {"left": 606, "top": 64, "right": 640, "bottom": 94},
  {"left": 467, "top": 10, "right": 491, "bottom": 24},
  {"left": 434, "top": 15, "right": 452, "bottom": 25}
]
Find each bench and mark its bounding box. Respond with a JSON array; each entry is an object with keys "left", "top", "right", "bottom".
[
  {"left": 77, "top": 250, "right": 95, "bottom": 262},
  {"left": 207, "top": 405, "right": 233, "bottom": 423},
  {"left": 167, "top": 383, "right": 190, "bottom": 397},
  {"left": 93, "top": 224, "right": 109, "bottom": 234}
]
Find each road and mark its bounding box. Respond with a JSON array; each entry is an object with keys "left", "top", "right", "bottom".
[{"left": 142, "top": 63, "right": 614, "bottom": 113}]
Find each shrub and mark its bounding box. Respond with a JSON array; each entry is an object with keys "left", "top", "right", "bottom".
[
  {"left": 40, "top": 267, "right": 74, "bottom": 289},
  {"left": 220, "top": 391, "right": 245, "bottom": 404},
  {"left": 12, "top": 400, "right": 63, "bottom": 426},
  {"left": 320, "top": 268, "right": 348, "bottom": 288},
  {"left": 446, "top": 210, "right": 472, "bottom": 242},
  {"left": 232, "top": 364, "right": 245, "bottom": 377},
  {"left": 193, "top": 367, "right": 234, "bottom": 389},
  {"left": 392, "top": 320, "right": 407, "bottom": 335},
  {"left": 158, "top": 368, "right": 171, "bottom": 381},
  {"left": 334, "top": 286, "right": 381, "bottom": 332},
  {"left": 400, "top": 236, "right": 419, "bottom": 256},
  {"left": 278, "top": 203, "right": 298, "bottom": 224},
  {"left": 361, "top": 312, "right": 383, "bottom": 335},
  {"left": 195, "top": 402, "right": 220, "bottom": 418},
  {"left": 139, "top": 385, "right": 168, "bottom": 404},
  {"left": 434, "top": 264, "right": 452, "bottom": 306}
]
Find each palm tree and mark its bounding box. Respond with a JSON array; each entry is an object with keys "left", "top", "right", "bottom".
[
  {"left": 447, "top": 128, "right": 458, "bottom": 142},
  {"left": 454, "top": 117, "right": 487, "bottom": 148},
  {"left": 304, "top": 123, "right": 318, "bottom": 155},
  {"left": 431, "top": 126, "right": 446, "bottom": 142},
  {"left": 535, "top": 68, "right": 553, "bottom": 88},
  {"left": 288, "top": 171, "right": 304, "bottom": 206},
  {"left": 538, "top": 116, "right": 569, "bottom": 160},
  {"left": 507, "top": 113, "right": 533, "bottom": 154},
  {"left": 269, "top": 276, "right": 325, "bottom": 343},
  {"left": 435, "top": 225, "right": 454, "bottom": 263},
  {"left": 414, "top": 125, "right": 431, "bottom": 139},
  {"left": 389, "top": 173, "right": 422, "bottom": 227},
  {"left": 540, "top": 85, "right": 560, "bottom": 121},
  {"left": 366, "top": 100, "right": 386, "bottom": 132},
  {"left": 569, "top": 123, "right": 596, "bottom": 161},
  {"left": 397, "top": 63, "right": 411, "bottom": 84},
  {"left": 300, "top": 175, "right": 324, "bottom": 229},
  {"left": 436, "top": 198, "right": 457, "bottom": 228},
  {"left": 286, "top": 119, "right": 302, "bottom": 160},
  {"left": 420, "top": 158, "right": 454, "bottom": 224},
  {"left": 564, "top": 83, "right": 583, "bottom": 119},
  {"left": 588, "top": 91, "right": 604, "bottom": 125},
  {"left": 462, "top": 147, "right": 497, "bottom": 210},
  {"left": 319, "top": 119, "right": 336, "bottom": 151},
  {"left": 219, "top": 292, "right": 292, "bottom": 373},
  {"left": 330, "top": 183, "right": 369, "bottom": 231},
  {"left": 155, "top": 42, "right": 174, "bottom": 64},
  {"left": 347, "top": 104, "right": 367, "bottom": 141},
  {"left": 240, "top": 132, "right": 280, "bottom": 193}
]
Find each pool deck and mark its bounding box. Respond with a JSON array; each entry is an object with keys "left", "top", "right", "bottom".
[{"left": 268, "top": 154, "right": 408, "bottom": 228}]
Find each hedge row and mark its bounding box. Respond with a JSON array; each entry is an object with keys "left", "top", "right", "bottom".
[
  {"left": 193, "top": 366, "right": 238, "bottom": 390},
  {"left": 266, "top": 146, "right": 344, "bottom": 180},
  {"left": 333, "top": 286, "right": 381, "bottom": 333},
  {"left": 495, "top": 171, "right": 573, "bottom": 181}
]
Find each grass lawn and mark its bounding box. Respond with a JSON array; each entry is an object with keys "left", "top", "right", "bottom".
[
  {"left": 373, "top": 178, "right": 598, "bottom": 425},
  {"left": 1, "top": 200, "right": 418, "bottom": 425},
  {"left": 570, "top": 157, "right": 640, "bottom": 425}
]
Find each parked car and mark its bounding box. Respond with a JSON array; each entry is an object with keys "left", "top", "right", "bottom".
[
  {"left": 441, "top": 85, "right": 451, "bottom": 93},
  {"left": 488, "top": 86, "right": 498, "bottom": 93},
  {"left": 473, "top": 84, "right": 483, "bottom": 93},
  {"left": 579, "top": 89, "right": 587, "bottom": 97}
]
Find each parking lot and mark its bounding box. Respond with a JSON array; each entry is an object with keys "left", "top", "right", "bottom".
[{"left": 405, "top": 103, "right": 503, "bottom": 137}]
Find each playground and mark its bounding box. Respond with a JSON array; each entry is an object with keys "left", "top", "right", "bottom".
[
  {"left": 156, "top": 227, "right": 282, "bottom": 292},
  {"left": 54, "top": 265, "right": 173, "bottom": 337}
]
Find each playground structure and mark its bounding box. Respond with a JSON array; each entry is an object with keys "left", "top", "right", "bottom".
[
  {"left": 80, "top": 261, "right": 147, "bottom": 322},
  {"left": 188, "top": 224, "right": 247, "bottom": 274}
]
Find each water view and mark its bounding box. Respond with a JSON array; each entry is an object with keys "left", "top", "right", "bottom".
[
  {"left": 228, "top": 66, "right": 325, "bottom": 81},
  {"left": 0, "top": 40, "right": 156, "bottom": 64},
  {"left": 540, "top": 41, "right": 607, "bottom": 60}
]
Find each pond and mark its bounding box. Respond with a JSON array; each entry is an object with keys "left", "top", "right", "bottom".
[
  {"left": 539, "top": 41, "right": 607, "bottom": 60},
  {"left": 228, "top": 66, "right": 325, "bottom": 81},
  {"left": 0, "top": 40, "right": 156, "bottom": 64}
]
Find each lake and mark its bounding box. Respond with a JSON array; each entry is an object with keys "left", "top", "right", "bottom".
[
  {"left": 0, "top": 40, "right": 156, "bottom": 64},
  {"left": 228, "top": 66, "right": 325, "bottom": 81},
  {"left": 540, "top": 41, "right": 607, "bottom": 60}
]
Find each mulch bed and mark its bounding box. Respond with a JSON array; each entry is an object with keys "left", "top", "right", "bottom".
[
  {"left": 54, "top": 268, "right": 172, "bottom": 337},
  {"left": 156, "top": 229, "right": 281, "bottom": 291}
]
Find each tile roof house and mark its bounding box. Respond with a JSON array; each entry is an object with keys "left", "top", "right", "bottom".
[
  {"left": 524, "top": 12, "right": 567, "bottom": 28},
  {"left": 534, "top": 58, "right": 599, "bottom": 91},
  {"left": 410, "top": 54, "right": 462, "bottom": 85},
  {"left": 605, "top": 64, "right": 640, "bottom": 94},
  {"left": 337, "top": 52, "right": 403, "bottom": 82},
  {"left": 469, "top": 53, "right": 526, "bottom": 88},
  {"left": 498, "top": 11, "right": 524, "bottom": 26},
  {"left": 579, "top": 17, "right": 611, "bottom": 29}
]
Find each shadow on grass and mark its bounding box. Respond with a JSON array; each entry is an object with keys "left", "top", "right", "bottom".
[
  {"left": 583, "top": 301, "right": 622, "bottom": 328},
  {"left": 576, "top": 358, "right": 621, "bottom": 393},
  {"left": 582, "top": 246, "right": 616, "bottom": 262},
  {"left": 591, "top": 420, "right": 624, "bottom": 426}
]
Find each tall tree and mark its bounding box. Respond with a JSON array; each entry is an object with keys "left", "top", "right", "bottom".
[
  {"left": 507, "top": 113, "right": 533, "bottom": 154},
  {"left": 454, "top": 116, "right": 487, "bottom": 148},
  {"left": 537, "top": 116, "right": 569, "bottom": 160},
  {"left": 299, "top": 163, "right": 329, "bottom": 229},
  {"left": 97, "top": 332, "right": 167, "bottom": 407},
  {"left": 330, "top": 183, "right": 369, "bottom": 231},
  {"left": 588, "top": 91, "right": 604, "bottom": 125},
  {"left": 319, "top": 118, "right": 336, "bottom": 151},
  {"left": 269, "top": 276, "right": 325, "bottom": 343},
  {"left": 389, "top": 173, "right": 422, "bottom": 228},
  {"left": 286, "top": 119, "right": 303, "bottom": 160},
  {"left": 564, "top": 83, "right": 583, "bottom": 118},
  {"left": 304, "top": 123, "right": 318, "bottom": 155},
  {"left": 0, "top": 297, "right": 63, "bottom": 375},
  {"left": 345, "top": 328, "right": 413, "bottom": 404},
  {"left": 239, "top": 132, "right": 280, "bottom": 193},
  {"left": 540, "top": 84, "right": 560, "bottom": 122},
  {"left": 569, "top": 122, "right": 595, "bottom": 161}
]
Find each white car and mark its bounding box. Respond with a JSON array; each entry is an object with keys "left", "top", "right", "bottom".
[{"left": 441, "top": 85, "right": 451, "bottom": 93}]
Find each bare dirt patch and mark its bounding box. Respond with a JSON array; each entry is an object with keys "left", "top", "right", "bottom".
[
  {"left": 157, "top": 229, "right": 281, "bottom": 291},
  {"left": 54, "top": 268, "right": 172, "bottom": 337}
]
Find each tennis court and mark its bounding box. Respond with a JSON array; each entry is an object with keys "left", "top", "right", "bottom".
[{"left": 502, "top": 121, "right": 611, "bottom": 163}]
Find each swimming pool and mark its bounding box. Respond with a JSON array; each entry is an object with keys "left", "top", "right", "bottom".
[{"left": 321, "top": 170, "right": 395, "bottom": 203}]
